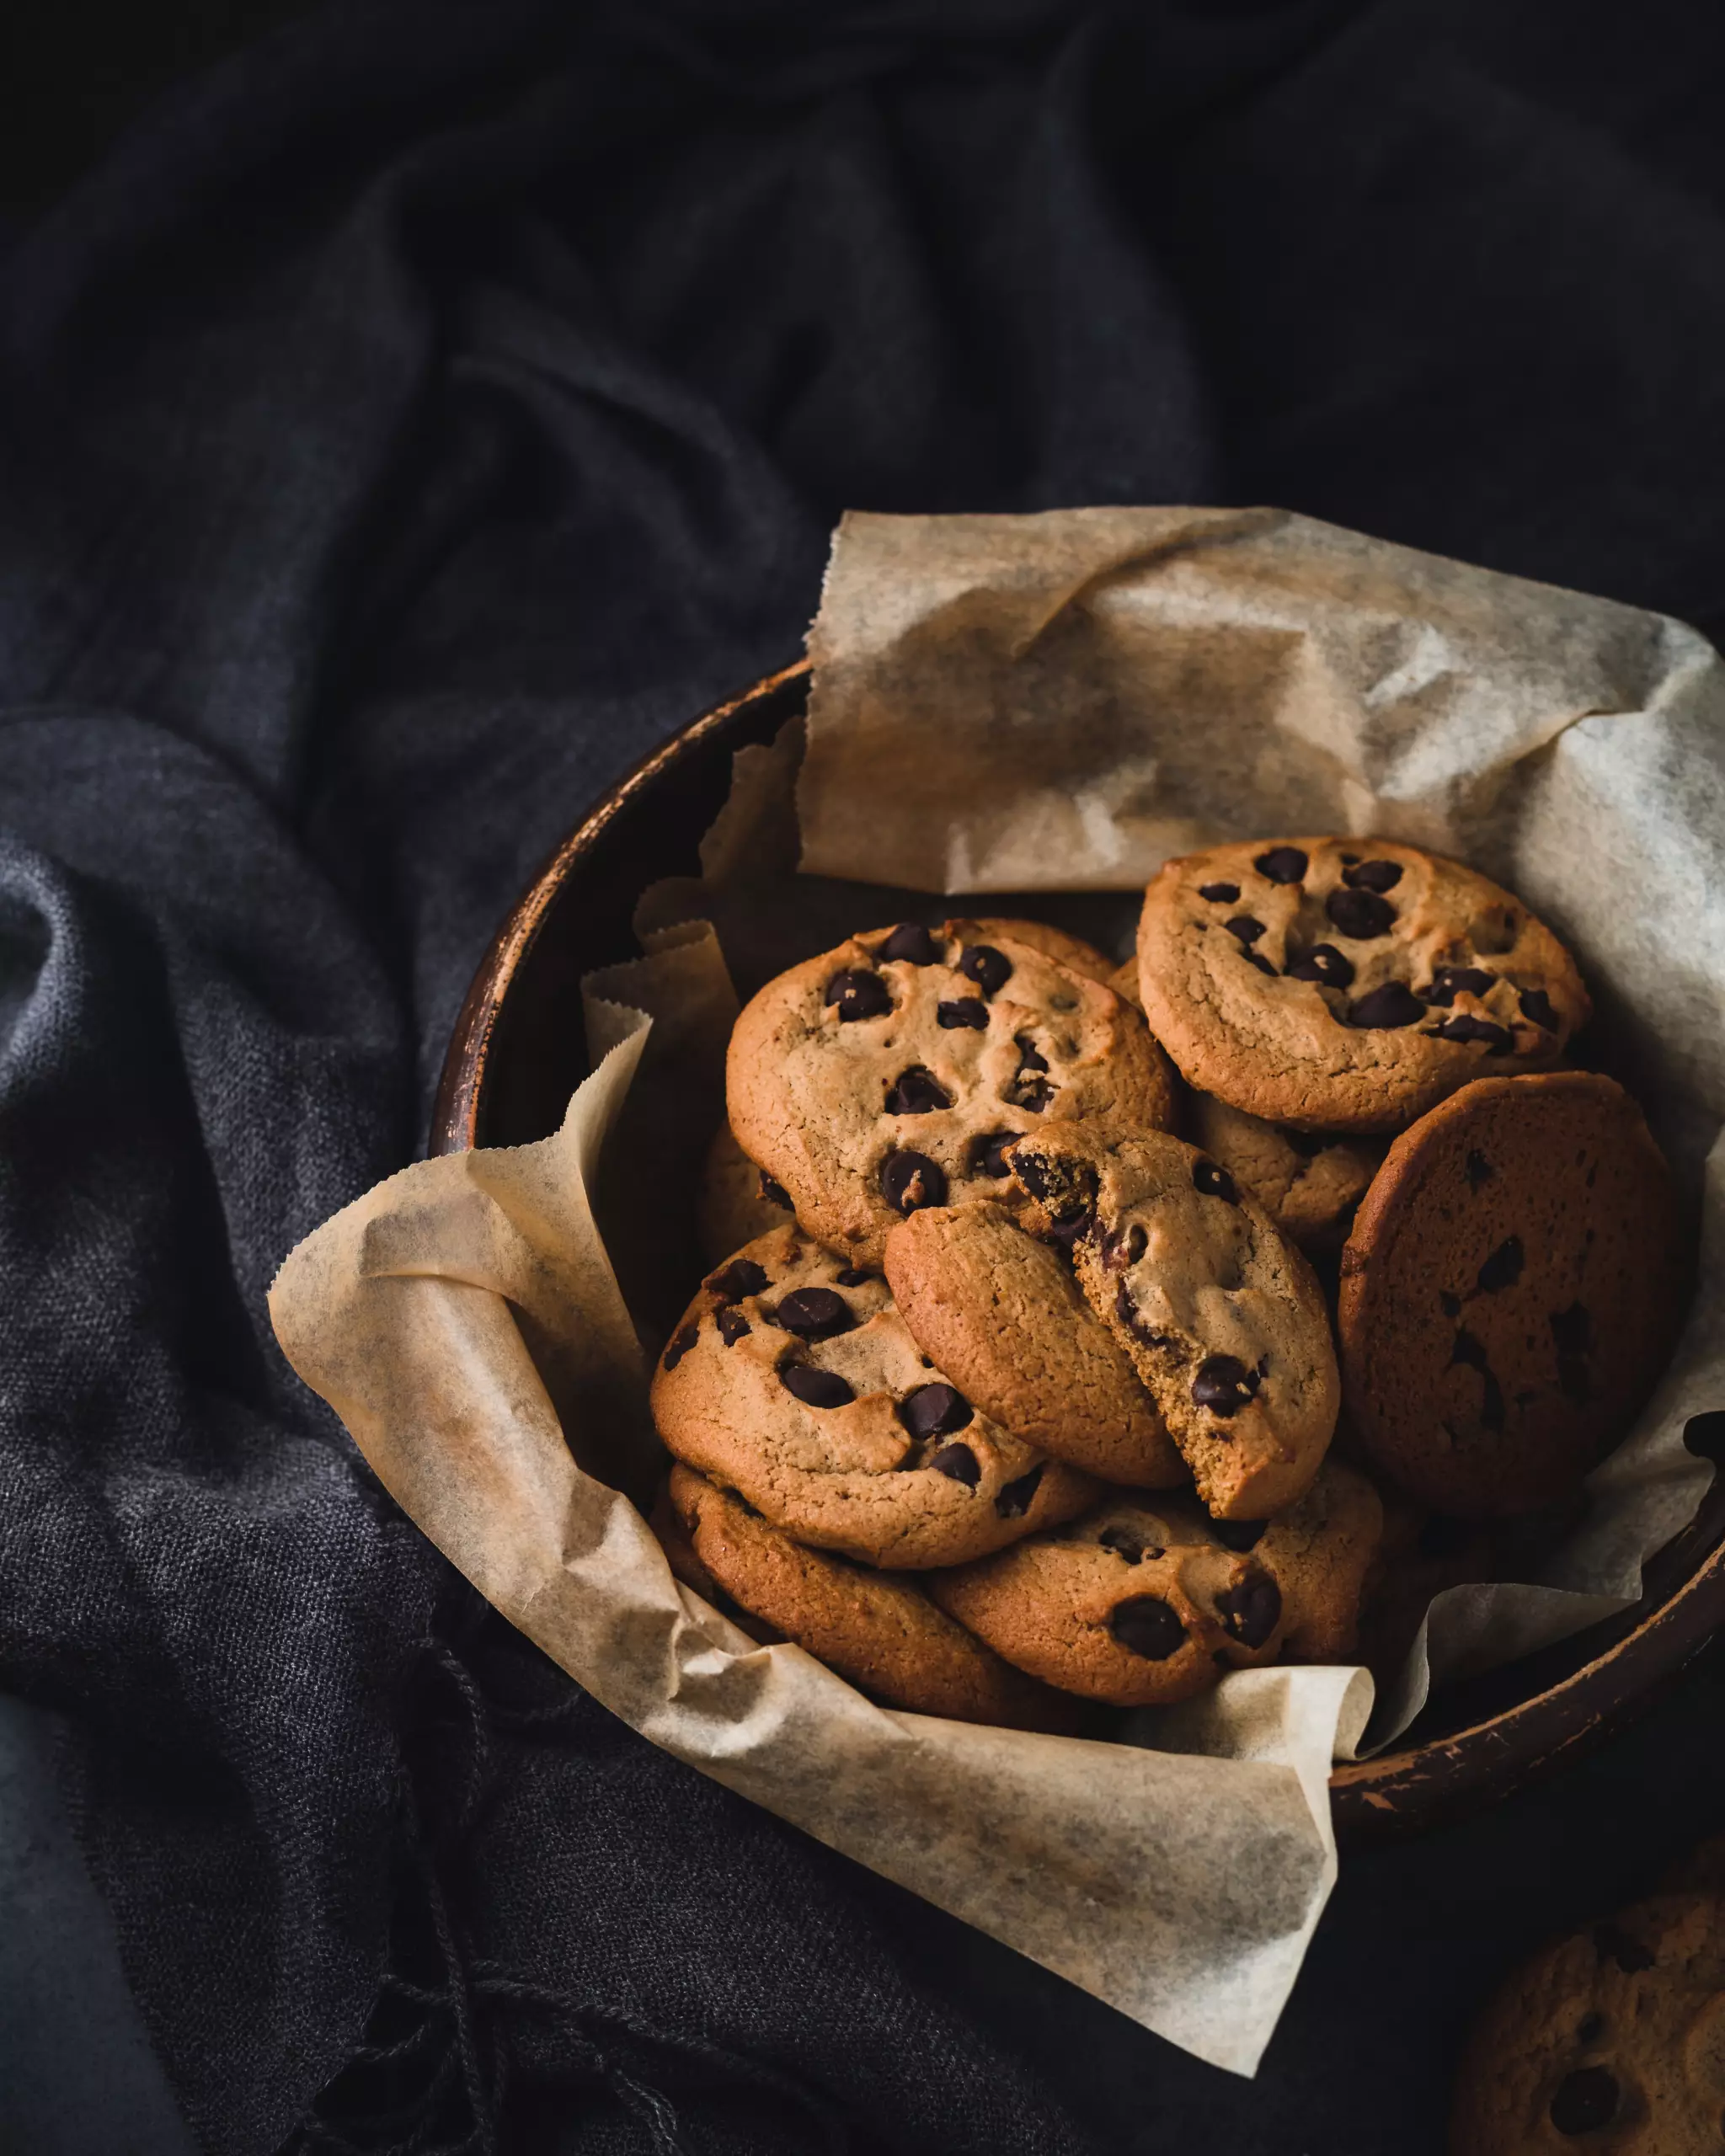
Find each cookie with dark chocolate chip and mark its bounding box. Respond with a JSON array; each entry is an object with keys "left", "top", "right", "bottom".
[
  {"left": 726, "top": 924, "right": 1175, "bottom": 1266},
  {"left": 1338, "top": 1072, "right": 1686, "bottom": 1518},
  {"left": 661, "top": 1466, "right": 1081, "bottom": 1732},
  {"left": 943, "top": 916, "right": 1118, "bottom": 985},
  {"left": 1450, "top": 1892, "right": 1725, "bottom": 2155},
  {"left": 1136, "top": 838, "right": 1589, "bottom": 1134},
  {"left": 1190, "top": 1093, "right": 1386, "bottom": 1257},
  {"left": 697, "top": 1121, "right": 798, "bottom": 1265},
  {"left": 884, "top": 1200, "right": 1187, "bottom": 1487},
  {"left": 1007, "top": 1124, "right": 1340, "bottom": 1519},
  {"left": 651, "top": 1223, "right": 1097, "bottom": 1567}
]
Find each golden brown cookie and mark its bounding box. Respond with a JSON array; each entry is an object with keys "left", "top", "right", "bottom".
[
  {"left": 697, "top": 1122, "right": 798, "bottom": 1266},
  {"left": 1136, "top": 838, "right": 1589, "bottom": 1134},
  {"left": 726, "top": 923, "right": 1175, "bottom": 1267},
  {"left": 1189, "top": 1093, "right": 1385, "bottom": 1257},
  {"left": 663, "top": 1466, "right": 1081, "bottom": 1732},
  {"left": 883, "top": 1199, "right": 1187, "bottom": 1487},
  {"left": 1450, "top": 1894, "right": 1725, "bottom": 2153},
  {"left": 1007, "top": 1124, "right": 1340, "bottom": 1518},
  {"left": 1339, "top": 1072, "right": 1686, "bottom": 1518},
  {"left": 650, "top": 1224, "right": 1097, "bottom": 1568}
]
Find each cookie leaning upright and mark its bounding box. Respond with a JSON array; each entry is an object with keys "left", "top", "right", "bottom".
[
  {"left": 1136, "top": 838, "right": 1589, "bottom": 1133},
  {"left": 1339, "top": 1071, "right": 1687, "bottom": 1518},
  {"left": 726, "top": 922, "right": 1175, "bottom": 1267}
]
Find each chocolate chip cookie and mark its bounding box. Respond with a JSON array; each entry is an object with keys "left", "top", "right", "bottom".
[
  {"left": 727, "top": 924, "right": 1175, "bottom": 1267},
  {"left": 697, "top": 1122, "right": 798, "bottom": 1265},
  {"left": 1450, "top": 1893, "right": 1725, "bottom": 2153},
  {"left": 663, "top": 1465, "right": 1081, "bottom": 1732},
  {"left": 651, "top": 1223, "right": 1097, "bottom": 1568},
  {"left": 884, "top": 1199, "right": 1187, "bottom": 1487},
  {"left": 1338, "top": 1072, "right": 1686, "bottom": 1517},
  {"left": 1136, "top": 838, "right": 1590, "bottom": 1134},
  {"left": 1190, "top": 1093, "right": 1386, "bottom": 1257},
  {"left": 1007, "top": 1125, "right": 1340, "bottom": 1519}
]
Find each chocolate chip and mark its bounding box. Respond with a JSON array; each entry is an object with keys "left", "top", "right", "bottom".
[
  {"left": 716, "top": 1307, "right": 751, "bottom": 1346},
  {"left": 1326, "top": 888, "right": 1397, "bottom": 940},
  {"left": 969, "top": 1129, "right": 1014, "bottom": 1177},
  {"left": 1198, "top": 881, "right": 1241, "bottom": 903},
  {"left": 1548, "top": 2067, "right": 1618, "bottom": 2136},
  {"left": 1550, "top": 1304, "right": 1591, "bottom": 1355},
  {"left": 1010, "top": 1077, "right": 1056, "bottom": 1113},
  {"left": 1109, "top": 1596, "right": 1188, "bottom": 1660},
  {"left": 825, "top": 969, "right": 891, "bottom": 1021},
  {"left": 929, "top": 1443, "right": 980, "bottom": 1486},
  {"left": 1477, "top": 1237, "right": 1524, "bottom": 1293},
  {"left": 884, "top": 1066, "right": 952, "bottom": 1115},
  {"left": 1254, "top": 846, "right": 1308, "bottom": 885},
  {"left": 1439, "top": 1292, "right": 1461, "bottom": 1317},
  {"left": 772, "top": 1287, "right": 856, "bottom": 1340},
  {"left": 661, "top": 1323, "right": 698, "bottom": 1372},
  {"left": 1520, "top": 986, "right": 1559, "bottom": 1031},
  {"left": 1098, "top": 1525, "right": 1146, "bottom": 1561},
  {"left": 779, "top": 1363, "right": 855, "bottom": 1408},
  {"left": 1225, "top": 915, "right": 1266, "bottom": 944},
  {"left": 1285, "top": 943, "right": 1354, "bottom": 989},
  {"left": 836, "top": 1267, "right": 875, "bottom": 1288},
  {"left": 707, "top": 1258, "right": 769, "bottom": 1303},
  {"left": 1595, "top": 1922, "right": 1655, "bottom": 1973},
  {"left": 1431, "top": 1013, "right": 1513, "bottom": 1053},
  {"left": 1450, "top": 1330, "right": 1488, "bottom": 1371},
  {"left": 995, "top": 1466, "right": 1044, "bottom": 1518},
  {"left": 1342, "top": 858, "right": 1402, "bottom": 894},
  {"left": 1423, "top": 964, "right": 1494, "bottom": 1006},
  {"left": 1216, "top": 1573, "right": 1282, "bottom": 1648},
  {"left": 1285, "top": 1130, "right": 1328, "bottom": 1158},
  {"left": 1104, "top": 1222, "right": 1148, "bottom": 1271},
  {"left": 876, "top": 922, "right": 941, "bottom": 965},
  {"left": 1348, "top": 982, "right": 1425, "bottom": 1029},
  {"left": 1464, "top": 1150, "right": 1493, "bottom": 1190},
  {"left": 1014, "top": 1033, "right": 1049, "bottom": 1072},
  {"left": 1192, "top": 1354, "right": 1260, "bottom": 1417},
  {"left": 897, "top": 1383, "right": 974, "bottom": 1439},
  {"left": 1213, "top": 1518, "right": 1267, "bottom": 1552},
  {"left": 937, "top": 999, "right": 989, "bottom": 1031},
  {"left": 1193, "top": 1157, "right": 1239, "bottom": 1203},
  {"left": 1245, "top": 950, "right": 1277, "bottom": 976},
  {"left": 1012, "top": 1149, "right": 1097, "bottom": 1237},
  {"left": 1577, "top": 2012, "right": 1605, "bottom": 2048},
  {"left": 880, "top": 1149, "right": 948, "bottom": 1215},
  {"left": 958, "top": 944, "right": 1012, "bottom": 996},
  {"left": 759, "top": 1172, "right": 793, "bottom": 1209}
]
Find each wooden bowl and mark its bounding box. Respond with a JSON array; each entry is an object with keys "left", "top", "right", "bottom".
[{"left": 430, "top": 660, "right": 1725, "bottom": 1845}]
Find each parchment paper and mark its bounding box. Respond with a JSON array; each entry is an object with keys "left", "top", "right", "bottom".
[{"left": 271, "top": 506, "right": 1725, "bottom": 2078}]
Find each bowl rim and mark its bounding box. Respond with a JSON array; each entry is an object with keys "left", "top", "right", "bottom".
[{"left": 431, "top": 659, "right": 1725, "bottom": 1843}]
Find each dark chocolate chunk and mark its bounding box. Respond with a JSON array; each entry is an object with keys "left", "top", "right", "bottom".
[
  {"left": 1243, "top": 949, "right": 1278, "bottom": 977},
  {"left": 1215, "top": 1572, "right": 1282, "bottom": 1648},
  {"left": 1010, "top": 1076, "right": 1055, "bottom": 1113},
  {"left": 1520, "top": 986, "right": 1559, "bottom": 1031},
  {"left": 1423, "top": 964, "right": 1494, "bottom": 1006},
  {"left": 1213, "top": 1518, "right": 1267, "bottom": 1552},
  {"left": 1198, "top": 881, "right": 1241, "bottom": 903},
  {"left": 836, "top": 1267, "right": 876, "bottom": 1288},
  {"left": 707, "top": 1257, "right": 770, "bottom": 1303},
  {"left": 1098, "top": 1525, "right": 1146, "bottom": 1561},
  {"left": 1477, "top": 1237, "right": 1524, "bottom": 1293},
  {"left": 1325, "top": 887, "right": 1397, "bottom": 940},
  {"left": 1550, "top": 1304, "right": 1591, "bottom": 1355},
  {"left": 1439, "top": 1292, "right": 1462, "bottom": 1317},
  {"left": 897, "top": 1383, "right": 975, "bottom": 1440},
  {"left": 1464, "top": 1150, "right": 1493, "bottom": 1190},
  {"left": 1450, "top": 1329, "right": 1489, "bottom": 1371},
  {"left": 1576, "top": 2012, "right": 1605, "bottom": 2048},
  {"left": 937, "top": 998, "right": 990, "bottom": 1031},
  {"left": 779, "top": 1363, "right": 855, "bottom": 1409},
  {"left": 1348, "top": 981, "right": 1425, "bottom": 1029},
  {"left": 880, "top": 1149, "right": 948, "bottom": 1215},
  {"left": 1285, "top": 942, "right": 1354, "bottom": 990},
  {"left": 1013, "top": 1033, "right": 1049, "bottom": 1072},
  {"left": 716, "top": 1306, "right": 751, "bottom": 1346},
  {"left": 1193, "top": 1157, "right": 1239, "bottom": 1203},
  {"left": 1286, "top": 1129, "right": 1329, "bottom": 1158},
  {"left": 825, "top": 969, "right": 891, "bottom": 1022},
  {"left": 1191, "top": 1354, "right": 1260, "bottom": 1417},
  {"left": 1254, "top": 846, "right": 1308, "bottom": 885},
  {"left": 661, "top": 1323, "right": 698, "bottom": 1372},
  {"left": 1548, "top": 2068, "right": 1618, "bottom": 2136},
  {"left": 1012, "top": 1148, "right": 1097, "bottom": 1235},
  {"left": 876, "top": 922, "right": 940, "bottom": 965},
  {"left": 1224, "top": 915, "right": 1266, "bottom": 944},
  {"left": 969, "top": 1129, "right": 1015, "bottom": 1178},
  {"left": 929, "top": 1443, "right": 981, "bottom": 1487},
  {"left": 994, "top": 1466, "right": 1044, "bottom": 1518},
  {"left": 1341, "top": 858, "right": 1403, "bottom": 894},
  {"left": 884, "top": 1065, "right": 952, "bottom": 1115},
  {"left": 1104, "top": 1222, "right": 1148, "bottom": 1270},
  {"left": 1594, "top": 1923, "right": 1656, "bottom": 1974},
  {"left": 1108, "top": 1596, "right": 1188, "bottom": 1661},
  {"left": 1431, "top": 1013, "right": 1513, "bottom": 1052},
  {"left": 958, "top": 943, "right": 1012, "bottom": 997},
  {"left": 772, "top": 1287, "right": 856, "bottom": 1340},
  {"left": 759, "top": 1172, "right": 793, "bottom": 1210}
]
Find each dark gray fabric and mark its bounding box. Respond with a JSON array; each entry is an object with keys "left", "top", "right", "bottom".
[{"left": 2, "top": 2, "right": 1724, "bottom": 2152}]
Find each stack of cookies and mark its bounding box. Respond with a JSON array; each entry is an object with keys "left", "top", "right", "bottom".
[{"left": 648, "top": 840, "right": 1688, "bottom": 1732}]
